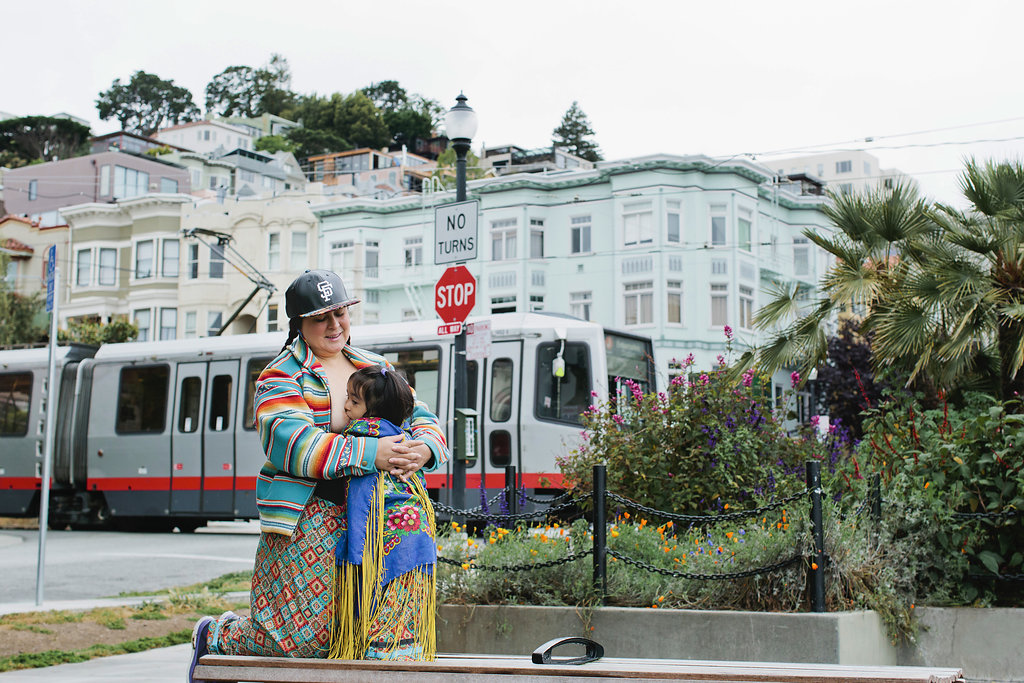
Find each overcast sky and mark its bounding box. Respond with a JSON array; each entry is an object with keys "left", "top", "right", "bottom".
[{"left": 6, "top": 0, "right": 1024, "bottom": 206}]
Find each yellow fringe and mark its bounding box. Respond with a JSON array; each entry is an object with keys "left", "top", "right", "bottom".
[{"left": 329, "top": 473, "right": 437, "bottom": 660}]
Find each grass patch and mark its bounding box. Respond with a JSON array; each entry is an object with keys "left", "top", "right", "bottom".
[
  {"left": 0, "top": 611, "right": 83, "bottom": 627},
  {"left": 9, "top": 625, "right": 53, "bottom": 634},
  {"left": 92, "top": 609, "right": 126, "bottom": 630},
  {"left": 0, "top": 630, "right": 191, "bottom": 672},
  {"left": 117, "top": 570, "right": 252, "bottom": 598},
  {"left": 130, "top": 602, "right": 169, "bottom": 621}
]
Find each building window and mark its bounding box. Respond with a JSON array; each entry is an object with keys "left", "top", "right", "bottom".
[
  {"left": 836, "top": 160, "right": 852, "bottom": 174},
  {"left": 667, "top": 280, "right": 682, "bottom": 325},
  {"left": 793, "top": 236, "right": 810, "bottom": 276},
  {"left": 711, "top": 259, "right": 727, "bottom": 275},
  {"left": 570, "top": 215, "right": 591, "bottom": 254},
  {"left": 711, "top": 283, "right": 728, "bottom": 327},
  {"left": 159, "top": 308, "right": 177, "bottom": 340},
  {"left": 160, "top": 177, "right": 178, "bottom": 193},
  {"left": 624, "top": 281, "right": 653, "bottom": 326},
  {"left": 530, "top": 219, "right": 544, "bottom": 259},
  {"left": 76, "top": 249, "right": 92, "bottom": 286},
  {"left": 623, "top": 203, "right": 653, "bottom": 246},
  {"left": 98, "top": 248, "right": 116, "bottom": 286},
  {"left": 738, "top": 212, "right": 752, "bottom": 252},
  {"left": 404, "top": 236, "right": 423, "bottom": 267},
  {"left": 839, "top": 183, "right": 854, "bottom": 194},
  {"left": 101, "top": 166, "right": 112, "bottom": 196},
  {"left": 134, "top": 309, "right": 151, "bottom": 342},
  {"left": 330, "top": 240, "right": 354, "bottom": 275},
  {"left": 267, "top": 233, "right": 280, "bottom": 271},
  {"left": 135, "top": 240, "right": 154, "bottom": 279},
  {"left": 817, "top": 163, "right": 824, "bottom": 177},
  {"left": 710, "top": 206, "right": 726, "bottom": 246},
  {"left": 570, "top": 291, "right": 592, "bottom": 321},
  {"left": 184, "top": 311, "right": 197, "bottom": 338},
  {"left": 529, "top": 294, "right": 544, "bottom": 312},
  {"left": 667, "top": 201, "right": 681, "bottom": 243},
  {"left": 491, "top": 219, "right": 517, "bottom": 261},
  {"left": 290, "top": 232, "right": 307, "bottom": 271},
  {"left": 28, "top": 180, "right": 38, "bottom": 201},
  {"left": 161, "top": 239, "right": 178, "bottom": 278},
  {"left": 190, "top": 168, "right": 201, "bottom": 189},
  {"left": 188, "top": 244, "right": 199, "bottom": 279},
  {"left": 491, "top": 295, "right": 516, "bottom": 314},
  {"left": 240, "top": 170, "right": 255, "bottom": 183},
  {"left": 365, "top": 240, "right": 379, "bottom": 278},
  {"left": 209, "top": 245, "right": 224, "bottom": 279},
  {"left": 207, "top": 311, "right": 222, "bottom": 336},
  {"left": 739, "top": 286, "right": 754, "bottom": 329},
  {"left": 114, "top": 166, "right": 149, "bottom": 199},
  {"left": 268, "top": 304, "right": 279, "bottom": 332}
]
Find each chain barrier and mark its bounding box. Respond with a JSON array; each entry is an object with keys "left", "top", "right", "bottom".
[
  {"left": 521, "top": 490, "right": 575, "bottom": 505},
  {"left": 433, "top": 497, "right": 583, "bottom": 522},
  {"left": 605, "top": 489, "right": 808, "bottom": 526},
  {"left": 606, "top": 548, "right": 804, "bottom": 581},
  {"left": 438, "top": 548, "right": 593, "bottom": 572},
  {"left": 968, "top": 572, "right": 1024, "bottom": 582},
  {"left": 433, "top": 491, "right": 506, "bottom": 517},
  {"left": 953, "top": 509, "right": 1021, "bottom": 521}
]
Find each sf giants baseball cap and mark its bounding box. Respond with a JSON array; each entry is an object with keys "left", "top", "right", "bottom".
[{"left": 284, "top": 269, "right": 360, "bottom": 318}]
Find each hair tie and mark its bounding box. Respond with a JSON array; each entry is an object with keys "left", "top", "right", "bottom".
[{"left": 381, "top": 366, "right": 388, "bottom": 376}]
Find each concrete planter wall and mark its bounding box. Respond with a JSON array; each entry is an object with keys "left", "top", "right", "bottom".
[{"left": 438, "top": 605, "right": 1023, "bottom": 682}]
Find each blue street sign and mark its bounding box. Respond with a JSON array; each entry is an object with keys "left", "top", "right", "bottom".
[{"left": 45, "top": 245, "right": 55, "bottom": 312}]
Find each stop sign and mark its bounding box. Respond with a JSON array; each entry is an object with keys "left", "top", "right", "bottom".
[{"left": 435, "top": 265, "right": 476, "bottom": 324}]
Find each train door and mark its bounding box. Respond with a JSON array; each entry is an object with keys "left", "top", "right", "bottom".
[
  {"left": 0, "top": 368, "right": 38, "bottom": 516},
  {"left": 480, "top": 341, "right": 523, "bottom": 490},
  {"left": 171, "top": 362, "right": 206, "bottom": 514},
  {"left": 202, "top": 360, "right": 238, "bottom": 514}
]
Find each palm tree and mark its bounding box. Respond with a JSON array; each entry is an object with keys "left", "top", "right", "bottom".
[{"left": 745, "top": 159, "right": 1024, "bottom": 404}]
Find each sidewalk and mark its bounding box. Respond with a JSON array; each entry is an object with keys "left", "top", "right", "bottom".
[{"left": 0, "top": 643, "right": 191, "bottom": 682}]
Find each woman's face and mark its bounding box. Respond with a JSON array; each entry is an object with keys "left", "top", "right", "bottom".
[{"left": 300, "top": 306, "right": 350, "bottom": 359}]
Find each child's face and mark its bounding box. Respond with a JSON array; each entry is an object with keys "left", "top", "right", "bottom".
[{"left": 344, "top": 384, "right": 367, "bottom": 421}]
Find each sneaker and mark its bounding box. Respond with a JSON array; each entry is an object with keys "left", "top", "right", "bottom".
[{"left": 188, "top": 616, "right": 215, "bottom": 683}]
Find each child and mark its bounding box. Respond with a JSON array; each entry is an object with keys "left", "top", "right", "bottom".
[{"left": 331, "top": 365, "right": 438, "bottom": 661}]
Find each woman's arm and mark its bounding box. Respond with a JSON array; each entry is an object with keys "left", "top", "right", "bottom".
[{"left": 255, "top": 366, "right": 378, "bottom": 479}]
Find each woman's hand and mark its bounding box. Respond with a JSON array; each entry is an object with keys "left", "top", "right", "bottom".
[{"left": 384, "top": 439, "right": 432, "bottom": 482}]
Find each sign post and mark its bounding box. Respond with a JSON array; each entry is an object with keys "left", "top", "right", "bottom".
[
  {"left": 434, "top": 264, "right": 477, "bottom": 510},
  {"left": 36, "top": 245, "right": 59, "bottom": 606}
]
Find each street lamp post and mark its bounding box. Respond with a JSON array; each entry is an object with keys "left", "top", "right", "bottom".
[{"left": 444, "top": 93, "right": 478, "bottom": 511}]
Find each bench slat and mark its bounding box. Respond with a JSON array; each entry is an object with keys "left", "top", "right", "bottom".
[{"left": 195, "top": 654, "right": 963, "bottom": 683}]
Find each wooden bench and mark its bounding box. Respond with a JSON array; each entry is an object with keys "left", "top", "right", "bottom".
[{"left": 193, "top": 653, "right": 965, "bottom": 682}]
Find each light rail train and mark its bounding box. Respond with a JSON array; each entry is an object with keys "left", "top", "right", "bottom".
[{"left": 0, "top": 313, "right": 653, "bottom": 530}]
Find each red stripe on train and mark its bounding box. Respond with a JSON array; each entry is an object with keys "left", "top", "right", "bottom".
[
  {"left": 90, "top": 476, "right": 259, "bottom": 492},
  {"left": 1, "top": 477, "right": 44, "bottom": 489},
  {"left": 423, "top": 472, "right": 563, "bottom": 489}
]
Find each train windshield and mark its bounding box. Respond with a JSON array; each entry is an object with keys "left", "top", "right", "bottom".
[
  {"left": 0, "top": 372, "right": 31, "bottom": 436},
  {"left": 605, "top": 332, "right": 654, "bottom": 398},
  {"left": 535, "top": 342, "right": 592, "bottom": 426},
  {"left": 380, "top": 348, "right": 441, "bottom": 414}
]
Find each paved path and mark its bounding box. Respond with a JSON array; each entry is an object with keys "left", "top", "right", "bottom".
[{"left": 0, "top": 644, "right": 192, "bottom": 682}]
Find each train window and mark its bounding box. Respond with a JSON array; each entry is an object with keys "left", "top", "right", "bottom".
[
  {"left": 466, "top": 361, "right": 478, "bottom": 409},
  {"left": 178, "top": 377, "right": 201, "bottom": 433},
  {"left": 116, "top": 366, "right": 170, "bottom": 433},
  {"left": 490, "top": 359, "right": 513, "bottom": 422},
  {"left": 209, "top": 375, "right": 233, "bottom": 431},
  {"left": 535, "top": 342, "right": 592, "bottom": 426},
  {"left": 0, "top": 372, "right": 32, "bottom": 436},
  {"left": 380, "top": 348, "right": 441, "bottom": 413},
  {"left": 489, "top": 430, "right": 511, "bottom": 467},
  {"left": 243, "top": 358, "right": 272, "bottom": 430}
]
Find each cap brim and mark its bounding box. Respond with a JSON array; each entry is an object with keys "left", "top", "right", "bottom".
[{"left": 300, "top": 299, "right": 360, "bottom": 318}]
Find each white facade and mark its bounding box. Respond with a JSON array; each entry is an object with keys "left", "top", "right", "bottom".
[
  {"left": 155, "top": 120, "right": 255, "bottom": 156},
  {"left": 313, "top": 154, "right": 833, "bottom": 390},
  {"left": 765, "top": 150, "right": 914, "bottom": 195}
]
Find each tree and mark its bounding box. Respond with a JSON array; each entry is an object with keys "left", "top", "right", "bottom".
[
  {"left": 205, "top": 54, "right": 296, "bottom": 118},
  {"left": 0, "top": 116, "right": 91, "bottom": 163},
  {"left": 284, "top": 127, "right": 350, "bottom": 160},
  {"left": 746, "top": 160, "right": 1024, "bottom": 404},
  {"left": 384, "top": 107, "right": 433, "bottom": 148},
  {"left": 335, "top": 92, "right": 391, "bottom": 149},
  {"left": 431, "top": 146, "right": 486, "bottom": 185},
  {"left": 361, "top": 80, "right": 408, "bottom": 115},
  {"left": 59, "top": 318, "right": 137, "bottom": 345},
  {"left": 96, "top": 71, "right": 201, "bottom": 136},
  {"left": 254, "top": 134, "right": 297, "bottom": 155},
  {"left": 0, "top": 256, "right": 45, "bottom": 346},
  {"left": 552, "top": 101, "right": 602, "bottom": 162}
]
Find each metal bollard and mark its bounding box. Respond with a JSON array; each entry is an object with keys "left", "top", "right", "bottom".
[
  {"left": 505, "top": 465, "right": 518, "bottom": 516},
  {"left": 593, "top": 465, "right": 607, "bottom": 604},
  {"left": 806, "top": 460, "right": 826, "bottom": 612}
]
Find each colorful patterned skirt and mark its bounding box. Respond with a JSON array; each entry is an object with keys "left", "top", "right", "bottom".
[{"left": 206, "top": 492, "right": 434, "bottom": 660}]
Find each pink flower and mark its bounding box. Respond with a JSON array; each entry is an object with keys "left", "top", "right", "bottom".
[
  {"left": 810, "top": 415, "right": 820, "bottom": 429},
  {"left": 741, "top": 369, "right": 754, "bottom": 387},
  {"left": 716, "top": 354, "right": 725, "bottom": 366},
  {"left": 684, "top": 353, "right": 696, "bottom": 367},
  {"left": 790, "top": 371, "right": 800, "bottom": 387},
  {"left": 699, "top": 374, "right": 710, "bottom": 385},
  {"left": 387, "top": 505, "right": 421, "bottom": 532},
  {"left": 723, "top": 325, "right": 733, "bottom": 340},
  {"left": 612, "top": 414, "right": 625, "bottom": 425}
]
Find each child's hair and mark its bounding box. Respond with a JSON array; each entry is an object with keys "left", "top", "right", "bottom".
[{"left": 347, "top": 365, "right": 414, "bottom": 426}]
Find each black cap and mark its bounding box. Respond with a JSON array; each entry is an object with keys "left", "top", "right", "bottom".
[{"left": 285, "top": 270, "right": 360, "bottom": 318}]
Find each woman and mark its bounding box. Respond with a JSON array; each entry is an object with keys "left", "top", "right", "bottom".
[{"left": 188, "top": 270, "right": 449, "bottom": 680}]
